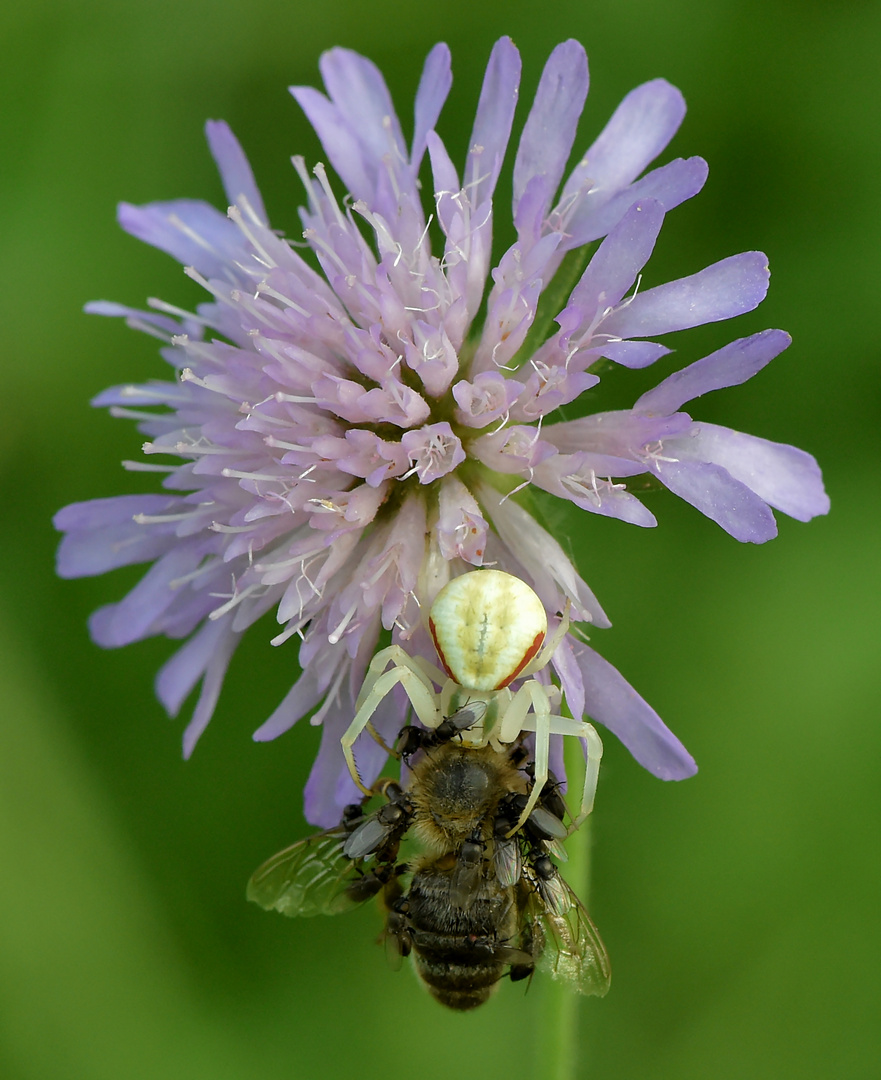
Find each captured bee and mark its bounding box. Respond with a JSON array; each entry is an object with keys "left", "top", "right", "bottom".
[{"left": 247, "top": 708, "right": 610, "bottom": 1010}]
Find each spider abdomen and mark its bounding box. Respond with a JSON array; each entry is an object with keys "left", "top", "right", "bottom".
[{"left": 429, "top": 569, "right": 547, "bottom": 691}]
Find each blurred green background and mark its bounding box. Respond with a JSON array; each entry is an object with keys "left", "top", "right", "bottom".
[{"left": 1, "top": 1, "right": 878, "bottom": 1077}]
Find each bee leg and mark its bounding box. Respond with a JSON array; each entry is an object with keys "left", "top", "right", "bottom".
[{"left": 381, "top": 875, "right": 412, "bottom": 970}]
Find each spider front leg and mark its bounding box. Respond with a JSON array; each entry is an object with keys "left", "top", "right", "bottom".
[
  {"left": 354, "top": 645, "right": 444, "bottom": 711},
  {"left": 497, "top": 680, "right": 556, "bottom": 835},
  {"left": 342, "top": 646, "right": 442, "bottom": 795},
  {"left": 519, "top": 713, "right": 604, "bottom": 836},
  {"left": 563, "top": 720, "right": 603, "bottom": 835},
  {"left": 506, "top": 704, "right": 604, "bottom": 836}
]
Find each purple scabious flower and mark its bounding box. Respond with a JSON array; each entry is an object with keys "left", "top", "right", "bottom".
[{"left": 55, "top": 39, "right": 829, "bottom": 826}]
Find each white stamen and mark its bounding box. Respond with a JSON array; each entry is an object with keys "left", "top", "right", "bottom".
[
  {"left": 227, "top": 204, "right": 278, "bottom": 269},
  {"left": 312, "top": 163, "right": 348, "bottom": 229},
  {"left": 109, "top": 406, "right": 165, "bottom": 422},
  {"left": 328, "top": 602, "right": 358, "bottom": 644},
  {"left": 183, "top": 266, "right": 232, "bottom": 304},
  {"left": 119, "top": 318, "right": 174, "bottom": 343},
  {"left": 173, "top": 338, "right": 226, "bottom": 366},
  {"left": 270, "top": 618, "right": 310, "bottom": 647},
  {"left": 642, "top": 440, "right": 680, "bottom": 470},
  {"left": 255, "top": 282, "right": 310, "bottom": 318},
  {"left": 132, "top": 509, "right": 205, "bottom": 525},
  {"left": 498, "top": 472, "right": 533, "bottom": 504},
  {"left": 209, "top": 522, "right": 254, "bottom": 533},
  {"left": 122, "top": 460, "right": 177, "bottom": 473},
  {"left": 179, "top": 368, "right": 209, "bottom": 388},
  {"left": 169, "top": 560, "right": 220, "bottom": 590},
  {"left": 362, "top": 547, "right": 398, "bottom": 589},
  {"left": 115, "top": 383, "right": 190, "bottom": 404},
  {"left": 168, "top": 214, "right": 221, "bottom": 256},
  {"left": 208, "top": 582, "right": 260, "bottom": 621},
  {"left": 221, "top": 468, "right": 284, "bottom": 481},
  {"left": 264, "top": 436, "right": 315, "bottom": 452},
  {"left": 311, "top": 665, "right": 348, "bottom": 725},
  {"left": 147, "top": 297, "right": 208, "bottom": 324},
  {"left": 273, "top": 392, "right": 319, "bottom": 406}
]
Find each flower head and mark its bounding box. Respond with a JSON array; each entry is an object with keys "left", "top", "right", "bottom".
[{"left": 55, "top": 39, "right": 828, "bottom": 826}]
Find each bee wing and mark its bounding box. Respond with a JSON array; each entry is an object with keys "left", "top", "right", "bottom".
[
  {"left": 528, "top": 883, "right": 611, "bottom": 997},
  {"left": 247, "top": 828, "right": 366, "bottom": 918}
]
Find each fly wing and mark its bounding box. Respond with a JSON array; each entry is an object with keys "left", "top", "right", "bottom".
[
  {"left": 247, "top": 828, "right": 366, "bottom": 918},
  {"left": 527, "top": 881, "right": 611, "bottom": 997},
  {"left": 493, "top": 837, "right": 522, "bottom": 888}
]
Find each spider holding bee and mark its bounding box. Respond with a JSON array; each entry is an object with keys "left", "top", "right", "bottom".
[
  {"left": 341, "top": 568, "right": 604, "bottom": 837},
  {"left": 248, "top": 699, "right": 610, "bottom": 1009}
]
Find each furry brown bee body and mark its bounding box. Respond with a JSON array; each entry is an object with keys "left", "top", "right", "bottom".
[{"left": 248, "top": 719, "right": 610, "bottom": 1009}]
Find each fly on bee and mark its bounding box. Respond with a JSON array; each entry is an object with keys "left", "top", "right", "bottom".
[{"left": 247, "top": 705, "right": 610, "bottom": 1010}]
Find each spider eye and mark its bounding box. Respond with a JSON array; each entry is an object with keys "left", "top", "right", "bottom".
[{"left": 428, "top": 570, "right": 547, "bottom": 691}]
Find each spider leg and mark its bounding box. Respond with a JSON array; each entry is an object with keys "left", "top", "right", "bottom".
[
  {"left": 494, "top": 682, "right": 534, "bottom": 744},
  {"left": 493, "top": 665, "right": 602, "bottom": 836},
  {"left": 504, "top": 682, "right": 554, "bottom": 835},
  {"left": 355, "top": 645, "right": 428, "bottom": 710},
  {"left": 342, "top": 655, "right": 441, "bottom": 795},
  {"left": 516, "top": 713, "right": 604, "bottom": 835},
  {"left": 565, "top": 721, "right": 603, "bottom": 835},
  {"left": 365, "top": 721, "right": 398, "bottom": 758},
  {"left": 519, "top": 598, "right": 571, "bottom": 678}
]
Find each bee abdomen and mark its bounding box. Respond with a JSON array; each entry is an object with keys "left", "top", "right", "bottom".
[
  {"left": 404, "top": 864, "right": 516, "bottom": 1012},
  {"left": 412, "top": 945, "right": 504, "bottom": 1011}
]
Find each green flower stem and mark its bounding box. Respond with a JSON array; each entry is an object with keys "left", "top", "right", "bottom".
[{"left": 534, "top": 736, "right": 594, "bottom": 1080}]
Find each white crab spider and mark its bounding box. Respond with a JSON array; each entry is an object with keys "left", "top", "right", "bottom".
[{"left": 341, "top": 568, "right": 603, "bottom": 836}]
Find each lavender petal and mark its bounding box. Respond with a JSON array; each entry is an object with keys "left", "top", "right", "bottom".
[
  {"left": 654, "top": 457, "right": 778, "bottom": 542},
  {"left": 303, "top": 698, "right": 365, "bottom": 828},
  {"left": 635, "top": 330, "right": 792, "bottom": 414},
  {"left": 54, "top": 495, "right": 179, "bottom": 576},
  {"left": 670, "top": 423, "right": 831, "bottom": 523},
  {"left": 513, "top": 40, "right": 588, "bottom": 217},
  {"left": 252, "top": 666, "right": 326, "bottom": 742},
  {"left": 181, "top": 624, "right": 240, "bottom": 758},
  {"left": 465, "top": 37, "right": 521, "bottom": 208},
  {"left": 205, "top": 120, "right": 268, "bottom": 223},
  {"left": 88, "top": 542, "right": 209, "bottom": 647},
  {"left": 600, "top": 340, "right": 672, "bottom": 369},
  {"left": 602, "top": 252, "right": 770, "bottom": 339},
  {"left": 412, "top": 44, "right": 453, "bottom": 167},
  {"left": 567, "top": 155, "right": 709, "bottom": 246},
  {"left": 560, "top": 79, "right": 686, "bottom": 215},
  {"left": 574, "top": 643, "right": 697, "bottom": 780},
  {"left": 568, "top": 199, "right": 666, "bottom": 317},
  {"left": 117, "top": 200, "right": 242, "bottom": 281},
  {"left": 156, "top": 617, "right": 234, "bottom": 717}
]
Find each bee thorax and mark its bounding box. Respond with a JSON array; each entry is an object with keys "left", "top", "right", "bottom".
[{"left": 408, "top": 745, "right": 521, "bottom": 850}]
